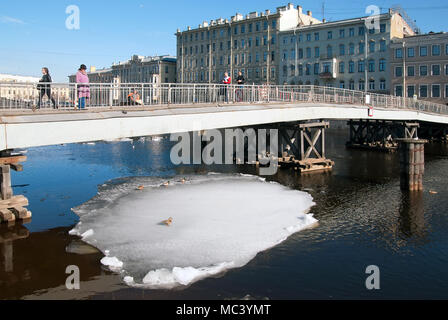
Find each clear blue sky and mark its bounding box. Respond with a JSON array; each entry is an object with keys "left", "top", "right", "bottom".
[{"left": 1, "top": 0, "right": 447, "bottom": 82}]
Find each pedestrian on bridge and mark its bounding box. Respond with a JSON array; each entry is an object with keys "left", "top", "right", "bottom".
[
  {"left": 36, "top": 67, "right": 56, "bottom": 110},
  {"left": 76, "top": 64, "right": 90, "bottom": 110},
  {"left": 220, "top": 72, "right": 231, "bottom": 103}
]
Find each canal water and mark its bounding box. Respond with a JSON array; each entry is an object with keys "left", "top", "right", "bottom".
[{"left": 0, "top": 128, "right": 447, "bottom": 299}]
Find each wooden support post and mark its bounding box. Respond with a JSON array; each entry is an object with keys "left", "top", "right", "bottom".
[
  {"left": 0, "top": 152, "right": 31, "bottom": 224},
  {"left": 398, "top": 139, "right": 427, "bottom": 191}
]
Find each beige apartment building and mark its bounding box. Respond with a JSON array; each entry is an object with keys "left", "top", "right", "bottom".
[
  {"left": 279, "top": 9, "right": 416, "bottom": 93},
  {"left": 0, "top": 73, "right": 70, "bottom": 103},
  {"left": 176, "top": 3, "right": 320, "bottom": 84},
  {"left": 69, "top": 55, "right": 177, "bottom": 84},
  {"left": 390, "top": 32, "right": 448, "bottom": 105}
]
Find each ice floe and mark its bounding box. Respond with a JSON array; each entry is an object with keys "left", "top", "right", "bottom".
[{"left": 71, "top": 174, "right": 317, "bottom": 289}]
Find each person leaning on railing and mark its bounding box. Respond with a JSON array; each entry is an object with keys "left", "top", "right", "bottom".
[
  {"left": 235, "top": 71, "right": 245, "bottom": 102},
  {"left": 76, "top": 64, "right": 90, "bottom": 110},
  {"left": 35, "top": 67, "right": 56, "bottom": 110}
]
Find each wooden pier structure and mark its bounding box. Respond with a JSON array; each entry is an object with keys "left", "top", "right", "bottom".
[{"left": 0, "top": 151, "right": 31, "bottom": 224}]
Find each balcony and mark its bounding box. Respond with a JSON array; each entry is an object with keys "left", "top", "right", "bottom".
[{"left": 319, "top": 72, "right": 336, "bottom": 79}]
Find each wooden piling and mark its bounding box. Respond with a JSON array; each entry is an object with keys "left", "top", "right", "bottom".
[
  {"left": 397, "top": 139, "right": 427, "bottom": 191},
  {"left": 0, "top": 153, "right": 31, "bottom": 224}
]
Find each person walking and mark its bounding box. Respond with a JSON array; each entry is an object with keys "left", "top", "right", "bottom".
[
  {"left": 221, "top": 72, "right": 231, "bottom": 103},
  {"left": 235, "top": 71, "right": 245, "bottom": 102},
  {"left": 76, "top": 64, "right": 90, "bottom": 110},
  {"left": 36, "top": 67, "right": 56, "bottom": 110}
]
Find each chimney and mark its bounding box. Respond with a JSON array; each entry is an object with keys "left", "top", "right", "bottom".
[
  {"left": 322, "top": 18, "right": 326, "bottom": 23},
  {"left": 90, "top": 66, "right": 96, "bottom": 73},
  {"left": 297, "top": 5, "right": 303, "bottom": 14},
  {"left": 307, "top": 10, "right": 312, "bottom": 16},
  {"left": 265, "top": 9, "right": 271, "bottom": 15}
]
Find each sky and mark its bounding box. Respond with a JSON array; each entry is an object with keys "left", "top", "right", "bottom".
[{"left": 0, "top": 0, "right": 447, "bottom": 82}]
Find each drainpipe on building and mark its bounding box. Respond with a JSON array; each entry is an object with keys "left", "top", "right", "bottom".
[
  {"left": 294, "top": 28, "right": 298, "bottom": 84},
  {"left": 403, "top": 41, "right": 406, "bottom": 98},
  {"left": 364, "top": 24, "right": 368, "bottom": 93},
  {"left": 266, "top": 16, "right": 270, "bottom": 85}
]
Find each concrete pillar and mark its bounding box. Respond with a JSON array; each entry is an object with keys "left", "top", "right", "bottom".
[{"left": 398, "top": 139, "right": 427, "bottom": 191}]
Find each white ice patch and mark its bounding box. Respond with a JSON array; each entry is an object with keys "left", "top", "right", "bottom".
[
  {"left": 100, "top": 256, "right": 124, "bottom": 270},
  {"left": 72, "top": 174, "right": 317, "bottom": 289}
]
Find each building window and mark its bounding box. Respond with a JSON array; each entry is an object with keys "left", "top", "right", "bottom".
[
  {"left": 359, "top": 42, "right": 365, "bottom": 54},
  {"left": 445, "top": 84, "right": 448, "bottom": 98},
  {"left": 408, "top": 47, "right": 415, "bottom": 57},
  {"left": 420, "top": 46, "right": 427, "bottom": 57},
  {"left": 349, "top": 61, "right": 355, "bottom": 73},
  {"left": 339, "top": 62, "right": 345, "bottom": 73},
  {"left": 314, "top": 32, "right": 319, "bottom": 41},
  {"left": 349, "top": 80, "right": 355, "bottom": 90},
  {"left": 407, "top": 85, "right": 415, "bottom": 98},
  {"left": 263, "top": 21, "right": 268, "bottom": 30},
  {"left": 369, "top": 80, "right": 375, "bottom": 90},
  {"left": 380, "top": 40, "right": 386, "bottom": 52},
  {"left": 339, "top": 81, "right": 345, "bottom": 88},
  {"left": 446, "top": 64, "right": 448, "bottom": 75},
  {"left": 395, "top": 85, "right": 403, "bottom": 97},
  {"left": 379, "top": 59, "right": 386, "bottom": 72},
  {"left": 359, "top": 81, "right": 365, "bottom": 91},
  {"left": 432, "top": 84, "right": 440, "bottom": 98},
  {"left": 395, "top": 48, "right": 403, "bottom": 58},
  {"left": 306, "top": 47, "right": 311, "bottom": 58},
  {"left": 315, "top": 47, "right": 320, "bottom": 58},
  {"left": 432, "top": 45, "right": 441, "bottom": 56},
  {"left": 368, "top": 59, "right": 375, "bottom": 72},
  {"left": 298, "top": 64, "right": 303, "bottom": 76},
  {"left": 327, "top": 45, "right": 333, "bottom": 58},
  {"left": 349, "top": 43, "right": 355, "bottom": 55},
  {"left": 263, "top": 35, "right": 267, "bottom": 46},
  {"left": 380, "top": 79, "right": 386, "bottom": 90},
  {"left": 306, "top": 34, "right": 311, "bottom": 41},
  {"left": 272, "top": 20, "right": 277, "bottom": 29},
  {"left": 327, "top": 31, "right": 333, "bottom": 39},
  {"left": 420, "top": 65, "right": 428, "bottom": 76},
  {"left": 248, "top": 23, "right": 252, "bottom": 32},
  {"left": 420, "top": 85, "right": 428, "bottom": 98},
  {"left": 256, "top": 22, "right": 260, "bottom": 32},
  {"left": 339, "top": 44, "right": 345, "bottom": 56},
  {"left": 359, "top": 26, "right": 365, "bottom": 36},
  {"left": 298, "top": 48, "right": 303, "bottom": 59},
  {"left": 305, "top": 64, "right": 311, "bottom": 75},
  {"left": 314, "top": 63, "right": 319, "bottom": 75},
  {"left": 369, "top": 41, "right": 375, "bottom": 53},
  {"left": 358, "top": 60, "right": 365, "bottom": 72},
  {"left": 432, "top": 64, "right": 441, "bottom": 76},
  {"left": 349, "top": 28, "right": 355, "bottom": 37},
  {"left": 395, "top": 66, "right": 403, "bottom": 77},
  {"left": 339, "top": 29, "right": 345, "bottom": 38},
  {"left": 380, "top": 24, "right": 386, "bottom": 33}
]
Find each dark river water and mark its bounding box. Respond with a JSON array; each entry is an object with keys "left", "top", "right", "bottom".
[{"left": 1, "top": 128, "right": 447, "bottom": 300}]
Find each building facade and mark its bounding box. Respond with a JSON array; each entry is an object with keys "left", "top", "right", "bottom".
[
  {"left": 68, "top": 55, "right": 177, "bottom": 84},
  {"left": 390, "top": 32, "right": 448, "bottom": 105},
  {"left": 278, "top": 9, "right": 416, "bottom": 93},
  {"left": 0, "top": 74, "right": 69, "bottom": 102},
  {"left": 176, "top": 4, "right": 321, "bottom": 84}
]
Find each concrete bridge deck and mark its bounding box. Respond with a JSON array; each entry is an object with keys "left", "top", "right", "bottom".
[{"left": 1, "top": 101, "right": 447, "bottom": 150}]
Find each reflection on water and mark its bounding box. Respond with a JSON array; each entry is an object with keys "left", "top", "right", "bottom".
[{"left": 1, "top": 129, "right": 448, "bottom": 299}]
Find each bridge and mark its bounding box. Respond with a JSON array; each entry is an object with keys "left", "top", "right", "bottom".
[{"left": 0, "top": 83, "right": 447, "bottom": 223}]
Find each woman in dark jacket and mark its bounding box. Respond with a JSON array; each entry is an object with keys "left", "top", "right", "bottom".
[{"left": 36, "top": 67, "right": 56, "bottom": 109}]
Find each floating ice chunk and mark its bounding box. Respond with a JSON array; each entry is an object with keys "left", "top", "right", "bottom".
[
  {"left": 123, "top": 276, "right": 134, "bottom": 284},
  {"left": 81, "top": 229, "right": 94, "bottom": 239},
  {"left": 101, "top": 256, "right": 123, "bottom": 270},
  {"left": 72, "top": 174, "right": 317, "bottom": 289}
]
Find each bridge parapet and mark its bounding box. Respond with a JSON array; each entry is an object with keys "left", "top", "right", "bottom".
[{"left": 1, "top": 83, "right": 447, "bottom": 116}]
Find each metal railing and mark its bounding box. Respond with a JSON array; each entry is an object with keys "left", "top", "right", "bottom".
[{"left": 0, "top": 82, "right": 447, "bottom": 116}]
